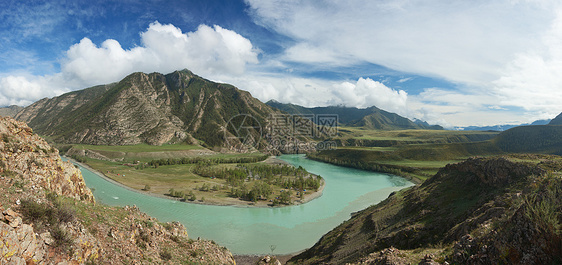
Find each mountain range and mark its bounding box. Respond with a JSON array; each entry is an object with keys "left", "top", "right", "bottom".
[
  {"left": 266, "top": 100, "right": 443, "bottom": 130},
  {"left": 7, "top": 69, "right": 442, "bottom": 150},
  {"left": 0, "top": 105, "right": 23, "bottom": 118},
  {"left": 459, "top": 119, "right": 551, "bottom": 131},
  {"left": 14, "top": 70, "right": 277, "bottom": 149}
]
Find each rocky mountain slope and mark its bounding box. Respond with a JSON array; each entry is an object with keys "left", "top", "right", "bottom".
[
  {"left": 266, "top": 100, "right": 443, "bottom": 130},
  {"left": 288, "top": 155, "right": 562, "bottom": 264},
  {"left": 0, "top": 105, "right": 24, "bottom": 118},
  {"left": 0, "top": 116, "right": 235, "bottom": 264},
  {"left": 15, "top": 69, "right": 279, "bottom": 149}
]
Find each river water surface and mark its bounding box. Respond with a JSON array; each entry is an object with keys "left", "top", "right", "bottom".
[{"left": 71, "top": 154, "right": 413, "bottom": 254}]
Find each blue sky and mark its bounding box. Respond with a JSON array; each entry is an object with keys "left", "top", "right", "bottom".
[{"left": 2, "top": 0, "right": 562, "bottom": 127}]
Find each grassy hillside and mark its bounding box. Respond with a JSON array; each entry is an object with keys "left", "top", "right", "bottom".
[
  {"left": 289, "top": 155, "right": 562, "bottom": 264},
  {"left": 493, "top": 125, "right": 562, "bottom": 154},
  {"left": 308, "top": 129, "right": 501, "bottom": 182}
]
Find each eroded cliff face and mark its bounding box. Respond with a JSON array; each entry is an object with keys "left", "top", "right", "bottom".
[
  {"left": 0, "top": 116, "right": 236, "bottom": 264},
  {"left": 0, "top": 116, "right": 94, "bottom": 203}
]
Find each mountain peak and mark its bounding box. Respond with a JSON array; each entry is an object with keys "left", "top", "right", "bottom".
[{"left": 15, "top": 70, "right": 278, "bottom": 148}]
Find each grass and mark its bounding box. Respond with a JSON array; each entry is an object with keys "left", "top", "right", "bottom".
[
  {"left": 68, "top": 143, "right": 206, "bottom": 162},
  {"left": 67, "top": 143, "right": 315, "bottom": 206},
  {"left": 83, "top": 155, "right": 320, "bottom": 207},
  {"left": 86, "top": 159, "right": 208, "bottom": 196},
  {"left": 337, "top": 127, "right": 499, "bottom": 142},
  {"left": 73, "top": 143, "right": 203, "bottom": 153},
  {"left": 68, "top": 143, "right": 269, "bottom": 162},
  {"left": 310, "top": 128, "right": 503, "bottom": 182}
]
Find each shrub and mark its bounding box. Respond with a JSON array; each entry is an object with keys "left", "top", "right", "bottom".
[
  {"left": 51, "top": 225, "right": 73, "bottom": 250},
  {"left": 160, "top": 249, "right": 172, "bottom": 260},
  {"left": 138, "top": 230, "right": 150, "bottom": 242},
  {"left": 56, "top": 206, "right": 76, "bottom": 223},
  {"left": 19, "top": 199, "right": 51, "bottom": 223}
]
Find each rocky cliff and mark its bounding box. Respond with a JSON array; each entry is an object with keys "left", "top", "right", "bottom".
[{"left": 0, "top": 116, "right": 235, "bottom": 264}]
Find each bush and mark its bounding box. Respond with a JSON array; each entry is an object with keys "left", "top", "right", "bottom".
[
  {"left": 51, "top": 225, "right": 73, "bottom": 250},
  {"left": 19, "top": 199, "right": 51, "bottom": 223},
  {"left": 160, "top": 249, "right": 172, "bottom": 260},
  {"left": 56, "top": 206, "right": 76, "bottom": 223}
]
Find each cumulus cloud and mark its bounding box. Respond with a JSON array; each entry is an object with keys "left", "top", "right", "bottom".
[
  {"left": 330, "top": 78, "right": 408, "bottom": 113},
  {"left": 61, "top": 21, "right": 259, "bottom": 86},
  {"left": 224, "top": 74, "right": 409, "bottom": 117},
  {"left": 0, "top": 21, "right": 259, "bottom": 106},
  {"left": 0, "top": 75, "right": 69, "bottom": 106}
]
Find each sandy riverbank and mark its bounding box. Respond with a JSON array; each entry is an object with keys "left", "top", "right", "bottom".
[{"left": 66, "top": 155, "right": 325, "bottom": 208}]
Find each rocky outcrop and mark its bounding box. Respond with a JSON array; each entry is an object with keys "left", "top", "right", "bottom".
[
  {"left": 353, "top": 247, "right": 409, "bottom": 265},
  {"left": 1, "top": 209, "right": 47, "bottom": 264},
  {"left": 0, "top": 117, "right": 236, "bottom": 264},
  {"left": 0, "top": 204, "right": 103, "bottom": 264},
  {"left": 0, "top": 116, "right": 94, "bottom": 202}
]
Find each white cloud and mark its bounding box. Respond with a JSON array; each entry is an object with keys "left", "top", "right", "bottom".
[
  {"left": 244, "top": 0, "right": 562, "bottom": 126},
  {"left": 222, "top": 74, "right": 409, "bottom": 116},
  {"left": 331, "top": 78, "right": 408, "bottom": 113},
  {"left": 0, "top": 75, "right": 69, "bottom": 106},
  {"left": 1, "top": 21, "right": 259, "bottom": 106},
  {"left": 61, "top": 22, "right": 259, "bottom": 86},
  {"left": 284, "top": 43, "right": 355, "bottom": 65},
  {"left": 397, "top": 77, "right": 413, "bottom": 83},
  {"left": 491, "top": 9, "right": 562, "bottom": 118},
  {"left": 246, "top": 0, "right": 559, "bottom": 85}
]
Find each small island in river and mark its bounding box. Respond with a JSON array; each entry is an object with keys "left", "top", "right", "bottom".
[{"left": 66, "top": 149, "right": 325, "bottom": 207}]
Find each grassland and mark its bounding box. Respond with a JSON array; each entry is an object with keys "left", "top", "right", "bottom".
[
  {"left": 312, "top": 128, "right": 502, "bottom": 182},
  {"left": 72, "top": 143, "right": 203, "bottom": 152},
  {"left": 59, "top": 143, "right": 213, "bottom": 162},
  {"left": 65, "top": 143, "right": 324, "bottom": 207},
  {"left": 336, "top": 127, "right": 498, "bottom": 143}
]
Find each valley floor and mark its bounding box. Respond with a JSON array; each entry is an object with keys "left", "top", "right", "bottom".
[{"left": 67, "top": 155, "right": 326, "bottom": 208}]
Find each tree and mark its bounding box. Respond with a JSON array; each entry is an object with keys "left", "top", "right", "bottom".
[
  {"left": 142, "top": 184, "right": 151, "bottom": 191},
  {"left": 278, "top": 190, "right": 291, "bottom": 205}
]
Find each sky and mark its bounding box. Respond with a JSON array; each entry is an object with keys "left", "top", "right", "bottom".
[{"left": 2, "top": 0, "right": 562, "bottom": 128}]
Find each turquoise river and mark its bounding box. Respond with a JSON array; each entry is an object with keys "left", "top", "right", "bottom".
[{"left": 70, "top": 154, "right": 414, "bottom": 255}]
